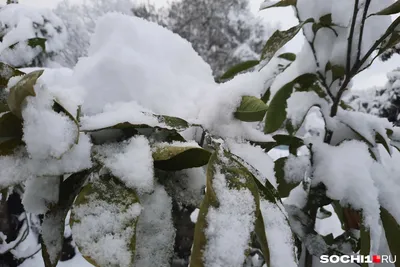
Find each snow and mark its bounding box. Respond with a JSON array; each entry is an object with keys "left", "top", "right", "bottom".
[
  {"left": 98, "top": 136, "right": 154, "bottom": 194},
  {"left": 204, "top": 165, "right": 256, "bottom": 267},
  {"left": 284, "top": 154, "right": 311, "bottom": 184},
  {"left": 0, "top": 150, "right": 31, "bottom": 189},
  {"left": 311, "top": 140, "right": 382, "bottom": 254},
  {"left": 0, "top": 4, "right": 67, "bottom": 66},
  {"left": 134, "top": 185, "right": 175, "bottom": 267},
  {"left": 227, "top": 140, "right": 277, "bottom": 186},
  {"left": 22, "top": 176, "right": 60, "bottom": 214}
]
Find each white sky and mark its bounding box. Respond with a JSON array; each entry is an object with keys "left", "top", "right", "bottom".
[{"left": 2, "top": 0, "right": 399, "bottom": 89}]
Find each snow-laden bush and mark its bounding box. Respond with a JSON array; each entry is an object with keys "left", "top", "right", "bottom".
[
  {"left": 0, "top": 1, "right": 400, "bottom": 267},
  {"left": 0, "top": 4, "right": 67, "bottom": 68}
]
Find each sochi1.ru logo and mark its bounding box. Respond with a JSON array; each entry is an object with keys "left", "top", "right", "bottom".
[{"left": 320, "top": 254, "right": 397, "bottom": 264}]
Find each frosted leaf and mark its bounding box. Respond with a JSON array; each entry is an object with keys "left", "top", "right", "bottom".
[
  {"left": 284, "top": 154, "right": 310, "bottom": 184},
  {"left": 71, "top": 175, "right": 141, "bottom": 267}
]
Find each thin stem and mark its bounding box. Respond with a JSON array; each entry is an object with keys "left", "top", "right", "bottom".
[
  {"left": 356, "top": 0, "right": 372, "bottom": 64},
  {"left": 346, "top": 0, "right": 360, "bottom": 76}
]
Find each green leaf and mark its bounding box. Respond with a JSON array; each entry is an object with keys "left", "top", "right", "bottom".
[
  {"left": 278, "top": 53, "right": 296, "bottom": 61},
  {"left": 234, "top": 96, "right": 268, "bottom": 122},
  {"left": 248, "top": 140, "right": 277, "bottom": 152},
  {"left": 373, "top": 1, "right": 400, "bottom": 16},
  {"left": 376, "top": 132, "right": 391, "bottom": 155},
  {"left": 156, "top": 114, "right": 189, "bottom": 130},
  {"left": 9, "top": 38, "right": 46, "bottom": 52},
  {"left": 153, "top": 144, "right": 212, "bottom": 171},
  {"left": 319, "top": 14, "right": 332, "bottom": 26},
  {"left": 260, "top": 19, "right": 313, "bottom": 65},
  {"left": 327, "top": 63, "right": 346, "bottom": 82},
  {"left": 381, "top": 207, "right": 400, "bottom": 267},
  {"left": 71, "top": 175, "right": 140, "bottom": 267},
  {"left": 360, "top": 224, "right": 370, "bottom": 267},
  {"left": 261, "top": 89, "right": 271, "bottom": 103},
  {"left": 264, "top": 73, "right": 317, "bottom": 133},
  {"left": 260, "top": 0, "right": 297, "bottom": 10},
  {"left": 274, "top": 157, "right": 299, "bottom": 197},
  {"left": 0, "top": 112, "right": 23, "bottom": 155},
  {"left": 7, "top": 70, "right": 44, "bottom": 118},
  {"left": 379, "top": 32, "right": 400, "bottom": 55},
  {"left": 218, "top": 60, "right": 259, "bottom": 81},
  {"left": 0, "top": 62, "right": 24, "bottom": 89}
]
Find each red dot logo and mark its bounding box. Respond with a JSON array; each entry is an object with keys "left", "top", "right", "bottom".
[{"left": 373, "top": 255, "right": 381, "bottom": 263}]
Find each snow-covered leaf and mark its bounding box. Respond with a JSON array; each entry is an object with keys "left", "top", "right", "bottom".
[
  {"left": 191, "top": 150, "right": 259, "bottom": 267},
  {"left": 52, "top": 100, "right": 80, "bottom": 145},
  {"left": 234, "top": 96, "right": 268, "bottom": 122},
  {"left": 273, "top": 134, "right": 304, "bottom": 154},
  {"left": 373, "top": 1, "right": 400, "bottom": 16},
  {"left": 9, "top": 38, "right": 47, "bottom": 53},
  {"left": 7, "top": 70, "right": 43, "bottom": 118},
  {"left": 264, "top": 73, "right": 317, "bottom": 134},
  {"left": 260, "top": 19, "right": 313, "bottom": 66},
  {"left": 260, "top": 0, "right": 297, "bottom": 10},
  {"left": 274, "top": 157, "right": 299, "bottom": 197},
  {"left": 153, "top": 143, "right": 211, "bottom": 171},
  {"left": 218, "top": 60, "right": 259, "bottom": 81},
  {"left": 0, "top": 62, "right": 24, "bottom": 89},
  {"left": 326, "top": 62, "right": 345, "bottom": 83},
  {"left": 71, "top": 174, "right": 141, "bottom": 267},
  {"left": 41, "top": 170, "right": 91, "bottom": 267},
  {"left": 380, "top": 207, "right": 400, "bottom": 267}
]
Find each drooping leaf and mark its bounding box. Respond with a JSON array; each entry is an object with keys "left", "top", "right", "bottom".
[
  {"left": 218, "top": 60, "right": 259, "bottom": 81},
  {"left": 380, "top": 207, "right": 400, "bottom": 267},
  {"left": 153, "top": 144, "right": 212, "bottom": 171},
  {"left": 260, "top": 19, "right": 313, "bottom": 65},
  {"left": 376, "top": 132, "right": 392, "bottom": 155},
  {"left": 0, "top": 62, "right": 24, "bottom": 89},
  {"left": 71, "top": 175, "right": 141, "bottom": 267},
  {"left": 373, "top": 1, "right": 400, "bottom": 16},
  {"left": 52, "top": 100, "right": 80, "bottom": 145},
  {"left": 7, "top": 70, "right": 44, "bottom": 118},
  {"left": 41, "top": 171, "right": 91, "bottom": 267},
  {"left": 234, "top": 96, "right": 268, "bottom": 122},
  {"left": 260, "top": 0, "right": 297, "bottom": 10}
]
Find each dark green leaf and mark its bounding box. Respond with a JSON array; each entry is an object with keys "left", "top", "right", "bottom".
[
  {"left": 273, "top": 135, "right": 304, "bottom": 154},
  {"left": 373, "top": 1, "right": 400, "bottom": 16},
  {"left": 155, "top": 115, "right": 189, "bottom": 130},
  {"left": 381, "top": 207, "right": 400, "bottom": 267},
  {"left": 376, "top": 132, "right": 391, "bottom": 155},
  {"left": 261, "top": 89, "right": 271, "bottom": 103},
  {"left": 260, "top": 19, "right": 313, "bottom": 65},
  {"left": 52, "top": 100, "right": 80, "bottom": 145},
  {"left": 319, "top": 14, "right": 332, "bottom": 26},
  {"left": 0, "top": 112, "right": 23, "bottom": 155},
  {"left": 278, "top": 53, "right": 296, "bottom": 61},
  {"left": 27, "top": 38, "right": 46, "bottom": 51},
  {"left": 218, "top": 60, "right": 259, "bottom": 81},
  {"left": 153, "top": 145, "right": 212, "bottom": 171},
  {"left": 7, "top": 70, "right": 44, "bottom": 118},
  {"left": 234, "top": 96, "right": 268, "bottom": 122},
  {"left": 260, "top": 0, "right": 297, "bottom": 10},
  {"left": 274, "top": 157, "right": 299, "bottom": 197},
  {"left": 264, "top": 73, "right": 317, "bottom": 133},
  {"left": 360, "top": 224, "right": 370, "bottom": 267}
]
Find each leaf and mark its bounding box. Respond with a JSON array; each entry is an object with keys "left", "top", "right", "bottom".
[
  {"left": 373, "top": 1, "right": 400, "bottom": 16},
  {"left": 9, "top": 38, "right": 46, "bottom": 52},
  {"left": 234, "top": 96, "right": 268, "bottom": 122},
  {"left": 153, "top": 144, "right": 212, "bottom": 171},
  {"left": 0, "top": 62, "right": 24, "bottom": 89},
  {"left": 0, "top": 112, "right": 23, "bottom": 155},
  {"left": 155, "top": 114, "right": 190, "bottom": 130},
  {"left": 260, "top": 0, "right": 297, "bottom": 10},
  {"left": 264, "top": 73, "right": 317, "bottom": 133},
  {"left": 274, "top": 157, "right": 299, "bottom": 197},
  {"left": 380, "top": 207, "right": 400, "bottom": 267},
  {"left": 273, "top": 134, "right": 304, "bottom": 154},
  {"left": 41, "top": 170, "right": 91, "bottom": 267},
  {"left": 191, "top": 150, "right": 266, "bottom": 267},
  {"left": 52, "top": 100, "right": 80, "bottom": 145},
  {"left": 360, "top": 224, "right": 370, "bottom": 267},
  {"left": 278, "top": 53, "right": 296, "bottom": 61},
  {"left": 71, "top": 175, "right": 140, "bottom": 267},
  {"left": 376, "top": 132, "right": 391, "bottom": 155},
  {"left": 249, "top": 140, "right": 277, "bottom": 152},
  {"left": 326, "top": 62, "right": 345, "bottom": 82},
  {"left": 260, "top": 19, "right": 313, "bottom": 65},
  {"left": 7, "top": 70, "right": 44, "bottom": 118},
  {"left": 218, "top": 60, "right": 259, "bottom": 81}
]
